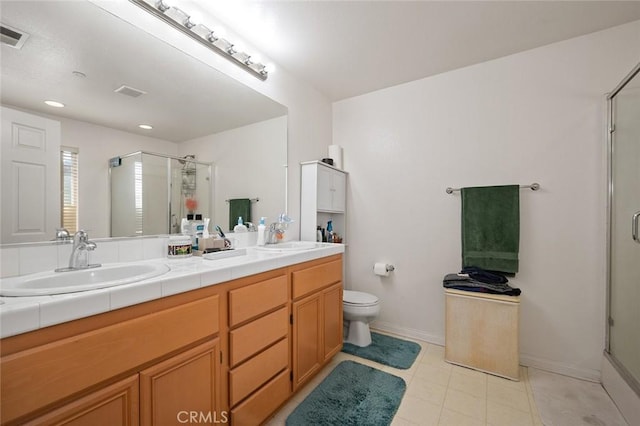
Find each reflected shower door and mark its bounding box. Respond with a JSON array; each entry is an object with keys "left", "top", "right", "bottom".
[{"left": 608, "top": 68, "right": 640, "bottom": 388}]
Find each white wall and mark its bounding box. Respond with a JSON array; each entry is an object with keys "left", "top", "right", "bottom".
[
  {"left": 179, "top": 116, "right": 287, "bottom": 232},
  {"left": 333, "top": 21, "right": 640, "bottom": 381},
  {"left": 92, "top": 1, "right": 333, "bottom": 240}
]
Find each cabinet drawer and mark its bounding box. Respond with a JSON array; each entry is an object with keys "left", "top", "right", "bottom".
[
  {"left": 229, "top": 275, "right": 287, "bottom": 326},
  {"left": 230, "top": 307, "right": 288, "bottom": 367},
  {"left": 292, "top": 259, "right": 342, "bottom": 299},
  {"left": 229, "top": 337, "right": 288, "bottom": 407},
  {"left": 1, "top": 295, "right": 219, "bottom": 424},
  {"left": 231, "top": 369, "right": 290, "bottom": 426}
]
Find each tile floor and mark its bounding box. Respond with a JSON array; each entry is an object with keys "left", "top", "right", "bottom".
[
  {"left": 266, "top": 332, "right": 629, "bottom": 426},
  {"left": 529, "top": 367, "right": 628, "bottom": 426}
]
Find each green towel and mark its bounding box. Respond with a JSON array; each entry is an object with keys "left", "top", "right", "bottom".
[
  {"left": 228, "top": 198, "right": 251, "bottom": 231},
  {"left": 461, "top": 185, "right": 520, "bottom": 274}
]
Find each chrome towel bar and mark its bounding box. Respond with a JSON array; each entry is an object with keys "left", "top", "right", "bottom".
[{"left": 446, "top": 183, "right": 540, "bottom": 194}]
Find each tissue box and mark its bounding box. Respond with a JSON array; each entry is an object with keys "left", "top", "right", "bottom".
[{"left": 199, "top": 237, "right": 226, "bottom": 251}]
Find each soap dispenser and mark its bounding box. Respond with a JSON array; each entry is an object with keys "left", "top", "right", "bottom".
[
  {"left": 233, "top": 216, "right": 248, "bottom": 233},
  {"left": 257, "top": 217, "right": 266, "bottom": 246}
]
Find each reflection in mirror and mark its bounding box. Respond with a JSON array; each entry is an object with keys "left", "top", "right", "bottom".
[
  {"left": 0, "top": 0, "right": 287, "bottom": 243},
  {"left": 110, "top": 152, "right": 212, "bottom": 237}
]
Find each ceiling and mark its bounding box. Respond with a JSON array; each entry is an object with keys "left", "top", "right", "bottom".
[
  {"left": 195, "top": 1, "right": 640, "bottom": 101},
  {"left": 0, "top": 1, "right": 286, "bottom": 142},
  {"left": 2, "top": 1, "right": 639, "bottom": 139}
]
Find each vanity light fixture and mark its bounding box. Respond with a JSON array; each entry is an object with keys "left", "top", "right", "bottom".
[
  {"left": 44, "top": 100, "right": 65, "bottom": 108},
  {"left": 130, "top": 0, "right": 269, "bottom": 81},
  {"left": 138, "top": 124, "right": 153, "bottom": 130}
]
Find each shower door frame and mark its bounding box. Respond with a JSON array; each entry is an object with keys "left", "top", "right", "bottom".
[{"left": 605, "top": 61, "right": 640, "bottom": 397}]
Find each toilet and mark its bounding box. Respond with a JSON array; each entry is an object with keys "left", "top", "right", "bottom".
[{"left": 343, "top": 290, "right": 380, "bottom": 347}]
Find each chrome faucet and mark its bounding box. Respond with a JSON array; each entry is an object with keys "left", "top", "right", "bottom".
[
  {"left": 266, "top": 214, "right": 294, "bottom": 244},
  {"left": 266, "top": 222, "right": 285, "bottom": 244},
  {"left": 56, "top": 230, "right": 101, "bottom": 272}
]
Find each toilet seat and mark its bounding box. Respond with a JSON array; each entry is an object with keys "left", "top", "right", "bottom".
[{"left": 344, "top": 290, "right": 379, "bottom": 307}]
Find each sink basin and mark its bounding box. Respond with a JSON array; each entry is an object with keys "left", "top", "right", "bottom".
[
  {"left": 255, "top": 241, "right": 319, "bottom": 252},
  {"left": 0, "top": 263, "right": 170, "bottom": 296}
]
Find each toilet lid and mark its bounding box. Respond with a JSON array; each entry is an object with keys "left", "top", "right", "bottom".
[{"left": 344, "top": 290, "right": 379, "bottom": 305}]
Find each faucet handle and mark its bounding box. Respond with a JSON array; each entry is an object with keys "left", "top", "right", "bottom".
[
  {"left": 74, "top": 230, "right": 89, "bottom": 242},
  {"left": 54, "top": 228, "right": 71, "bottom": 241}
]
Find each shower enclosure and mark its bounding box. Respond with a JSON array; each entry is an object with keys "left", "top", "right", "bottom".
[
  {"left": 110, "top": 152, "right": 212, "bottom": 237},
  {"left": 605, "top": 63, "right": 640, "bottom": 405}
]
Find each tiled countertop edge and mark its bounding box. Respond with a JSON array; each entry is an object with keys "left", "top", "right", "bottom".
[{"left": 0, "top": 244, "right": 344, "bottom": 338}]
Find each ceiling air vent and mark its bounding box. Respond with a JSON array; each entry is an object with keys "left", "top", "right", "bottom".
[
  {"left": 114, "top": 85, "right": 147, "bottom": 98},
  {"left": 1, "top": 23, "right": 29, "bottom": 49}
]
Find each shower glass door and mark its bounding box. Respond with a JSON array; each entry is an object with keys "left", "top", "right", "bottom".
[{"left": 607, "top": 64, "right": 640, "bottom": 391}]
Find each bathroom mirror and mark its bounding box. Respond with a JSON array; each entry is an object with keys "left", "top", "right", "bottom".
[{"left": 0, "top": 0, "right": 287, "bottom": 242}]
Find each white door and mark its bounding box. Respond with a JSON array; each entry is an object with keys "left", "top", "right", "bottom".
[{"left": 1, "top": 106, "right": 61, "bottom": 243}]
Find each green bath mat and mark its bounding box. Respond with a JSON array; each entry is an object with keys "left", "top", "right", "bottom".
[
  {"left": 286, "top": 360, "right": 406, "bottom": 426},
  {"left": 342, "top": 332, "right": 421, "bottom": 369}
]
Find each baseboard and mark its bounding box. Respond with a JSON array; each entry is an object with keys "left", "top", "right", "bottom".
[
  {"left": 371, "top": 321, "right": 602, "bottom": 382},
  {"left": 370, "top": 321, "right": 444, "bottom": 347},
  {"left": 519, "top": 353, "right": 601, "bottom": 382}
]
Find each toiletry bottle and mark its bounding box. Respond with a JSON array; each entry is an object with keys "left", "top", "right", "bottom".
[
  {"left": 316, "top": 226, "right": 322, "bottom": 242},
  {"left": 233, "top": 216, "right": 248, "bottom": 233},
  {"left": 327, "top": 220, "right": 334, "bottom": 243},
  {"left": 257, "top": 217, "right": 266, "bottom": 246},
  {"left": 203, "top": 218, "right": 210, "bottom": 238},
  {"left": 185, "top": 214, "right": 195, "bottom": 247},
  {"left": 193, "top": 214, "right": 204, "bottom": 250}
]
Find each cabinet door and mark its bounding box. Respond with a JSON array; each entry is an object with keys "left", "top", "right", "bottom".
[
  {"left": 292, "top": 293, "right": 322, "bottom": 390},
  {"left": 331, "top": 170, "right": 346, "bottom": 213},
  {"left": 317, "top": 165, "right": 334, "bottom": 211},
  {"left": 26, "top": 375, "right": 139, "bottom": 426},
  {"left": 323, "top": 283, "right": 344, "bottom": 361},
  {"left": 140, "top": 340, "right": 223, "bottom": 426}
]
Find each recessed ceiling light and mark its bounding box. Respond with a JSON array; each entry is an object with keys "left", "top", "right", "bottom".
[
  {"left": 44, "top": 100, "right": 65, "bottom": 108},
  {"left": 72, "top": 71, "right": 86, "bottom": 78},
  {"left": 138, "top": 124, "right": 153, "bottom": 130}
]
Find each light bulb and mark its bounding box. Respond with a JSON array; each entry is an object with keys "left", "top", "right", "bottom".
[{"left": 44, "top": 100, "right": 65, "bottom": 108}]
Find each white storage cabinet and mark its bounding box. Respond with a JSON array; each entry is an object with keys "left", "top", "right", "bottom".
[{"left": 300, "top": 161, "right": 347, "bottom": 242}]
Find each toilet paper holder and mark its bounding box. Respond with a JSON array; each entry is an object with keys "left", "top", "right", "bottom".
[{"left": 373, "top": 263, "right": 395, "bottom": 275}]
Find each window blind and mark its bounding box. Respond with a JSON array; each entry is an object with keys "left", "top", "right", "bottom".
[{"left": 61, "top": 147, "right": 79, "bottom": 233}]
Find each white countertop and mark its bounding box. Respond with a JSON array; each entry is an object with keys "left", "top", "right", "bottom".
[{"left": 0, "top": 243, "right": 344, "bottom": 339}]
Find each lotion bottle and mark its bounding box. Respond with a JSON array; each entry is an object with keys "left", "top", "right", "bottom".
[
  {"left": 256, "top": 217, "right": 266, "bottom": 246},
  {"left": 233, "top": 216, "right": 248, "bottom": 233}
]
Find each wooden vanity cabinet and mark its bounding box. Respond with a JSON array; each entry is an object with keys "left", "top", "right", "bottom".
[
  {"left": 291, "top": 257, "right": 343, "bottom": 391},
  {"left": 24, "top": 375, "right": 140, "bottom": 426},
  {"left": 0, "top": 293, "right": 224, "bottom": 425},
  {"left": 140, "top": 340, "right": 222, "bottom": 426},
  {"left": 0, "top": 254, "right": 344, "bottom": 425},
  {"left": 227, "top": 274, "right": 291, "bottom": 425}
]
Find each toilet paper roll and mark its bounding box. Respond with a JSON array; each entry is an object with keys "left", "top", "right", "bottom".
[
  {"left": 328, "top": 144, "right": 343, "bottom": 170},
  {"left": 374, "top": 262, "right": 391, "bottom": 277}
]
